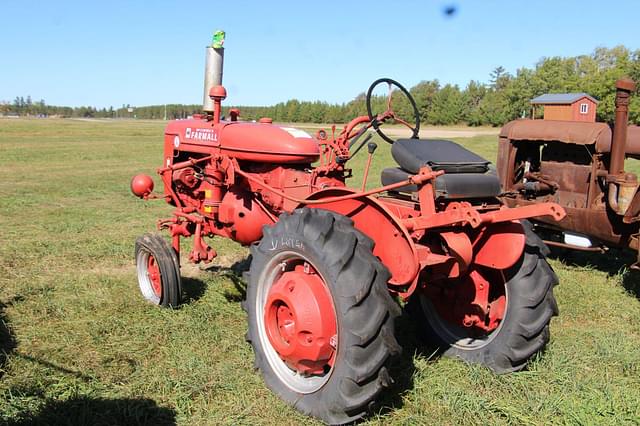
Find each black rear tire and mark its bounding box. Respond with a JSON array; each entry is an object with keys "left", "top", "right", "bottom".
[
  {"left": 245, "top": 208, "right": 401, "bottom": 425},
  {"left": 409, "top": 222, "right": 559, "bottom": 373},
  {"left": 135, "top": 234, "right": 182, "bottom": 308}
]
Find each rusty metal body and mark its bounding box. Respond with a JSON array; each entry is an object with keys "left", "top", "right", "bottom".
[{"left": 497, "top": 78, "right": 640, "bottom": 255}]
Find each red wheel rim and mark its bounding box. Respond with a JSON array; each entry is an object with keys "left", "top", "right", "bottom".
[
  {"left": 147, "top": 255, "right": 162, "bottom": 298},
  {"left": 424, "top": 267, "right": 506, "bottom": 338},
  {"left": 264, "top": 262, "right": 337, "bottom": 376}
]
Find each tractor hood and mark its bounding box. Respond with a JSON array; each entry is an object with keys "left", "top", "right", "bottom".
[{"left": 165, "top": 118, "right": 320, "bottom": 164}]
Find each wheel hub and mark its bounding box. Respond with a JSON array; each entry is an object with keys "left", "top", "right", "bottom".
[
  {"left": 425, "top": 268, "right": 506, "bottom": 336},
  {"left": 264, "top": 263, "right": 336, "bottom": 375},
  {"left": 147, "top": 255, "right": 162, "bottom": 297}
]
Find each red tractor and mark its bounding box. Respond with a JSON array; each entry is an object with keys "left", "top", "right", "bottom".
[{"left": 131, "top": 43, "right": 566, "bottom": 424}]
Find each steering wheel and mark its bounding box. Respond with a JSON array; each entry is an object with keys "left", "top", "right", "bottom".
[{"left": 366, "top": 78, "right": 420, "bottom": 144}]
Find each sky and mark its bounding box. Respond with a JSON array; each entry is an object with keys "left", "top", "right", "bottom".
[{"left": 1, "top": 0, "right": 638, "bottom": 109}]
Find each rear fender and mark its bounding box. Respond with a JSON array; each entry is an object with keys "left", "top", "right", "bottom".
[
  {"left": 473, "top": 221, "right": 526, "bottom": 270},
  {"left": 300, "top": 188, "right": 419, "bottom": 287}
]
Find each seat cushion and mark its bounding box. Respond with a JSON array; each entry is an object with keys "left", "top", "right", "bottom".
[
  {"left": 392, "top": 139, "right": 491, "bottom": 174},
  {"left": 381, "top": 167, "right": 501, "bottom": 200}
]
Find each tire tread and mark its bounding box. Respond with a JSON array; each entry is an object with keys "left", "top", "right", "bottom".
[{"left": 246, "top": 208, "right": 400, "bottom": 425}]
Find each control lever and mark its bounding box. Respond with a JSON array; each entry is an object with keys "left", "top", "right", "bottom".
[
  {"left": 337, "top": 133, "right": 373, "bottom": 165},
  {"left": 361, "top": 142, "right": 378, "bottom": 191},
  {"left": 350, "top": 134, "right": 373, "bottom": 158}
]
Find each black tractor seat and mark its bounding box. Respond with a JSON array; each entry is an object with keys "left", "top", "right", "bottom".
[
  {"left": 392, "top": 139, "right": 491, "bottom": 173},
  {"left": 382, "top": 139, "right": 501, "bottom": 200}
]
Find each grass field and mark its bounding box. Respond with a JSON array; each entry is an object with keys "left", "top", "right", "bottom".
[{"left": 0, "top": 118, "right": 639, "bottom": 425}]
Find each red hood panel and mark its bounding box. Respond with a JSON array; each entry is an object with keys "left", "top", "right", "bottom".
[{"left": 165, "top": 119, "right": 319, "bottom": 164}]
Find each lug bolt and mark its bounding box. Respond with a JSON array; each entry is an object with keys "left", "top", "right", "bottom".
[{"left": 329, "top": 334, "right": 337, "bottom": 348}]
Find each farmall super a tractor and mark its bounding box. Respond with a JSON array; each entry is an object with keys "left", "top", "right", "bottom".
[
  {"left": 130, "top": 39, "right": 566, "bottom": 424},
  {"left": 498, "top": 79, "right": 640, "bottom": 263}
]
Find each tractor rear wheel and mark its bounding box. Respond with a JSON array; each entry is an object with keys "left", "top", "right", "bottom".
[
  {"left": 135, "top": 234, "right": 182, "bottom": 308},
  {"left": 409, "top": 223, "right": 558, "bottom": 373},
  {"left": 245, "top": 209, "right": 401, "bottom": 425}
]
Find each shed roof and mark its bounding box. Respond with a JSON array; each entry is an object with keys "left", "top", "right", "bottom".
[{"left": 530, "top": 93, "right": 599, "bottom": 105}]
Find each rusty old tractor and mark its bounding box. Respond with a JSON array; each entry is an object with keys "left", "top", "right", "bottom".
[
  {"left": 498, "top": 78, "right": 640, "bottom": 264},
  {"left": 130, "top": 40, "right": 566, "bottom": 424}
]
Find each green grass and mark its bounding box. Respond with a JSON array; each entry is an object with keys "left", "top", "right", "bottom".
[{"left": 0, "top": 118, "right": 639, "bottom": 425}]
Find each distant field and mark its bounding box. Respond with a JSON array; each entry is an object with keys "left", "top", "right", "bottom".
[
  {"left": 0, "top": 118, "right": 639, "bottom": 425},
  {"left": 281, "top": 122, "right": 500, "bottom": 139}
]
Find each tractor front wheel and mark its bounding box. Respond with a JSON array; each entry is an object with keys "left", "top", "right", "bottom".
[
  {"left": 409, "top": 224, "right": 558, "bottom": 373},
  {"left": 135, "top": 234, "right": 182, "bottom": 308},
  {"left": 245, "top": 209, "right": 401, "bottom": 425}
]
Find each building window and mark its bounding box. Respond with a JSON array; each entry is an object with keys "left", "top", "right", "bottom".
[{"left": 579, "top": 103, "right": 589, "bottom": 114}]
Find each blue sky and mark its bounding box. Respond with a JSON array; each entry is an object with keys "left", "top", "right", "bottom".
[{"left": 1, "top": 1, "right": 638, "bottom": 108}]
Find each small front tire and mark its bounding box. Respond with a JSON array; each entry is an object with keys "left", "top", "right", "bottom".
[{"left": 135, "top": 234, "right": 182, "bottom": 308}]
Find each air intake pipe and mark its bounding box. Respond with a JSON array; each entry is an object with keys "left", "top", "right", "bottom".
[
  {"left": 203, "top": 31, "right": 225, "bottom": 114},
  {"left": 607, "top": 77, "right": 637, "bottom": 215}
]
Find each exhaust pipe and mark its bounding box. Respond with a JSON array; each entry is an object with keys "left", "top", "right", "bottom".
[
  {"left": 202, "top": 31, "right": 225, "bottom": 114},
  {"left": 608, "top": 77, "right": 637, "bottom": 215}
]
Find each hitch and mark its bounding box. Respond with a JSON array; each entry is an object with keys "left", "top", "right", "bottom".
[{"left": 403, "top": 202, "right": 566, "bottom": 231}]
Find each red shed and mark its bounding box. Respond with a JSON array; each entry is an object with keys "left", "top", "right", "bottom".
[{"left": 530, "top": 93, "right": 598, "bottom": 122}]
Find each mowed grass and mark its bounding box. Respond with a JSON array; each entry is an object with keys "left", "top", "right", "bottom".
[{"left": 0, "top": 118, "right": 639, "bottom": 425}]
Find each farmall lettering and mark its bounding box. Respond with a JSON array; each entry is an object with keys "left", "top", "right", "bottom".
[{"left": 185, "top": 127, "right": 218, "bottom": 142}]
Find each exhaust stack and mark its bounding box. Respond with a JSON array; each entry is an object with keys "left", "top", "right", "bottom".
[
  {"left": 610, "top": 78, "right": 636, "bottom": 176},
  {"left": 608, "top": 77, "right": 637, "bottom": 215},
  {"left": 203, "top": 31, "right": 225, "bottom": 114}
]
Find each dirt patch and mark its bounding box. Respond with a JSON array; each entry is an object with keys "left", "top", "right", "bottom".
[
  {"left": 291, "top": 122, "right": 499, "bottom": 139},
  {"left": 90, "top": 264, "right": 136, "bottom": 276},
  {"left": 383, "top": 127, "right": 499, "bottom": 139},
  {"left": 180, "top": 252, "right": 249, "bottom": 278}
]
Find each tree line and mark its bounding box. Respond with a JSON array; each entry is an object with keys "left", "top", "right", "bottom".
[
  {"left": 0, "top": 98, "right": 203, "bottom": 120},
  {"left": 2, "top": 46, "right": 638, "bottom": 126}
]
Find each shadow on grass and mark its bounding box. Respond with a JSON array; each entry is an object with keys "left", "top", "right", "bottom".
[
  {"left": 0, "top": 301, "right": 172, "bottom": 425},
  {"left": 213, "top": 256, "right": 250, "bottom": 303},
  {"left": 0, "top": 299, "right": 17, "bottom": 378},
  {"left": 180, "top": 276, "right": 209, "bottom": 304},
  {"left": 548, "top": 247, "right": 640, "bottom": 299},
  {"left": 1, "top": 294, "right": 98, "bottom": 383},
  {"left": 372, "top": 309, "right": 434, "bottom": 417},
  {"left": 622, "top": 271, "right": 640, "bottom": 299},
  {"left": 180, "top": 256, "right": 251, "bottom": 305},
  {"left": 5, "top": 396, "right": 176, "bottom": 426},
  {"left": 13, "top": 352, "right": 95, "bottom": 382}
]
